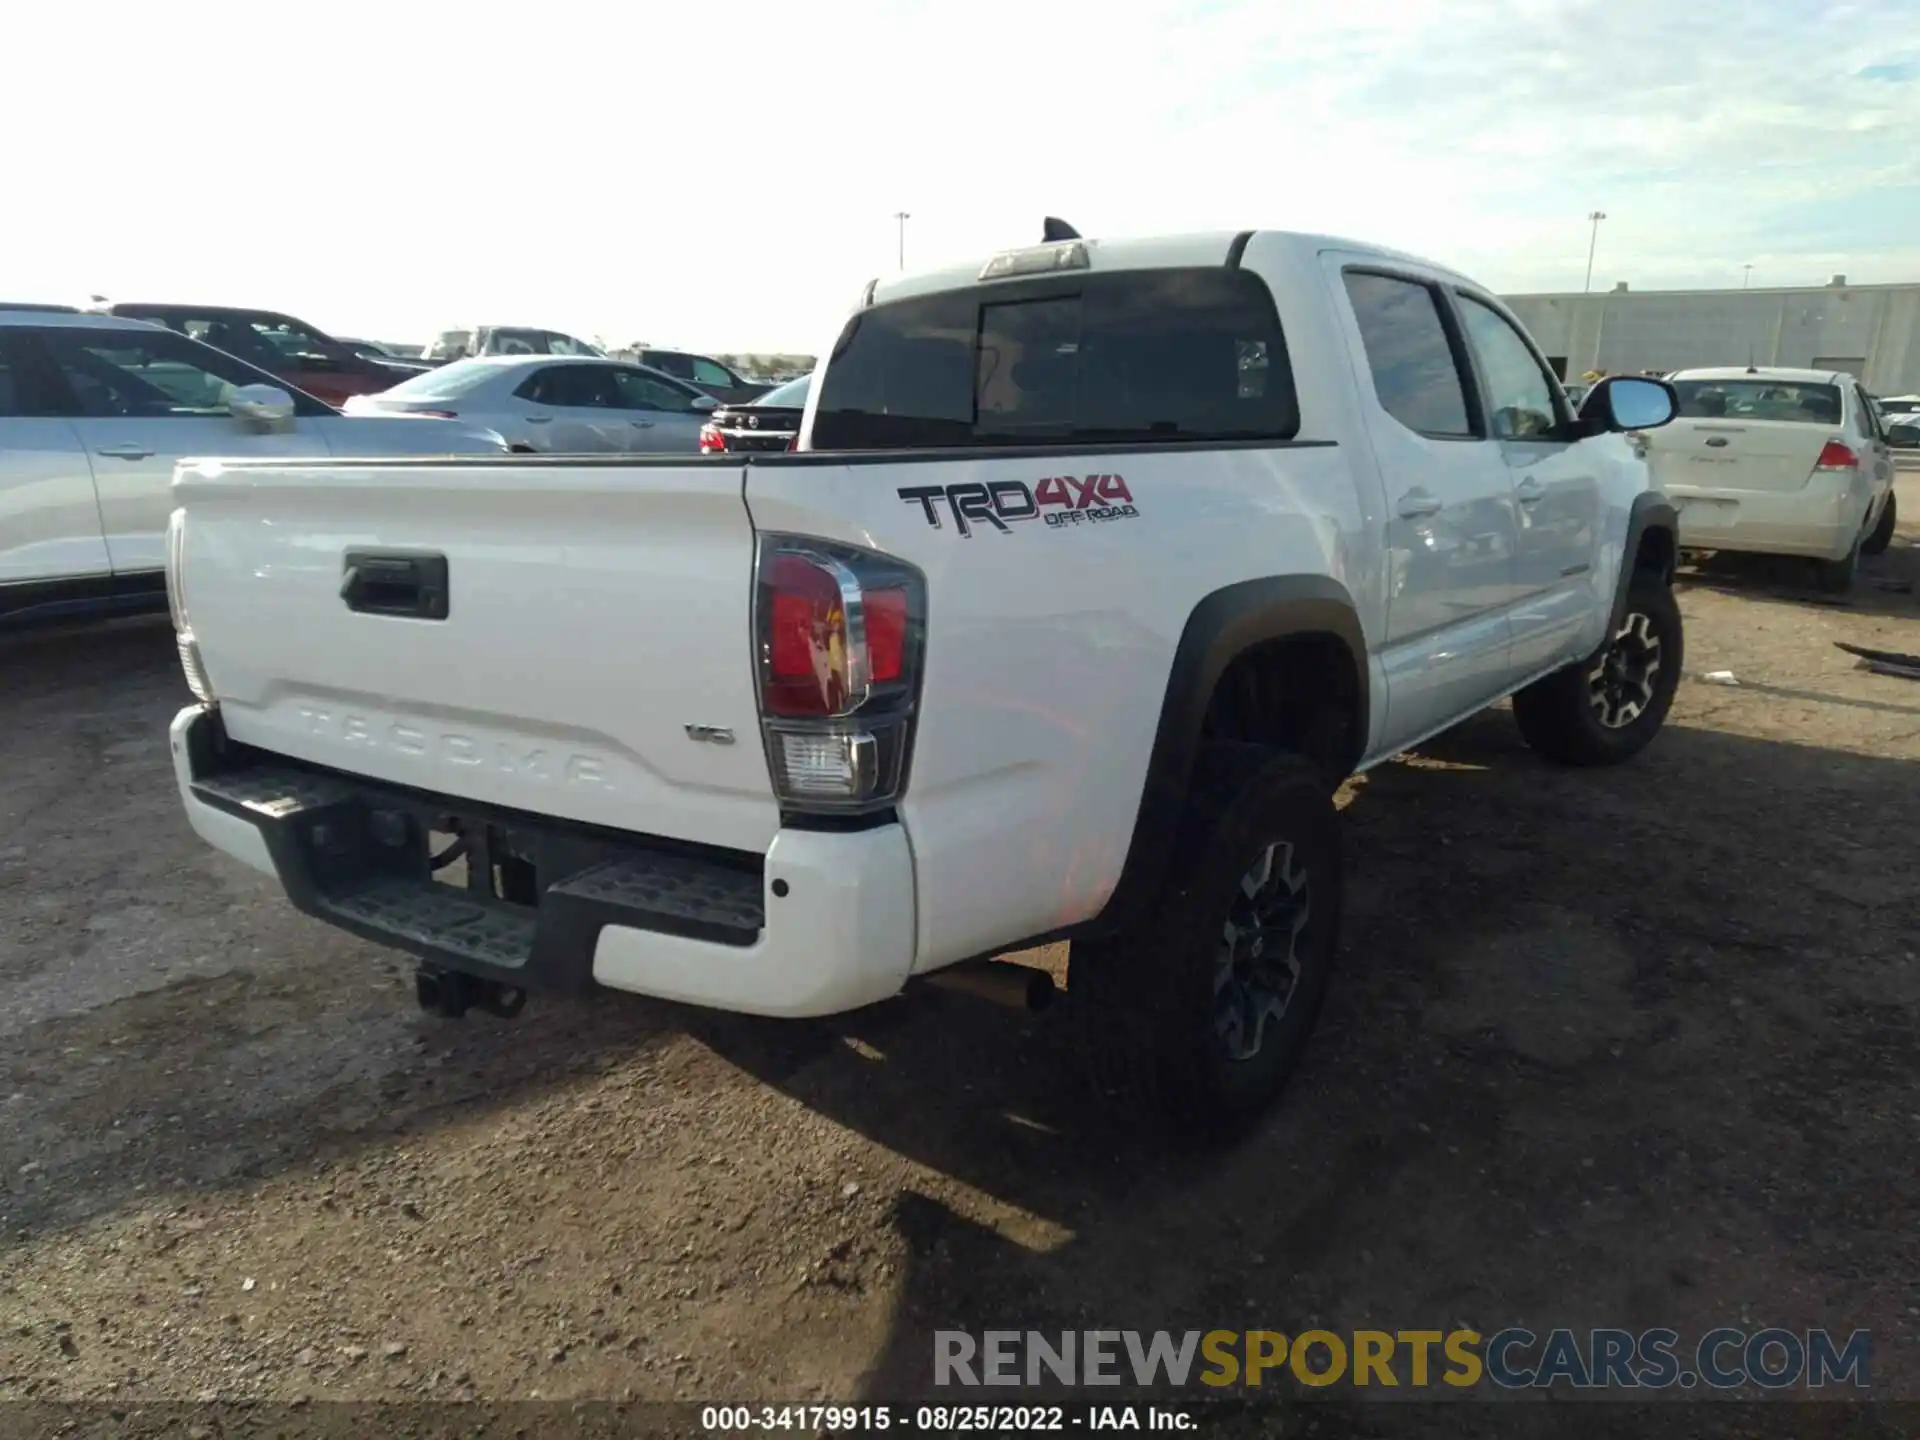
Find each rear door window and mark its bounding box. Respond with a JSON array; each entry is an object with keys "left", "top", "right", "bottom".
[
  {"left": 810, "top": 267, "right": 1299, "bottom": 450},
  {"left": 690, "top": 356, "right": 737, "bottom": 390},
  {"left": 611, "top": 369, "right": 700, "bottom": 412},
  {"left": 520, "top": 364, "right": 615, "bottom": 408},
  {"left": 1342, "top": 272, "right": 1474, "bottom": 438},
  {"left": 645, "top": 352, "right": 696, "bottom": 380}
]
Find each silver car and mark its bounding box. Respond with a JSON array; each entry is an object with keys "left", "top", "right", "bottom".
[
  {"left": 0, "top": 310, "right": 505, "bottom": 627},
  {"left": 342, "top": 355, "right": 718, "bottom": 454}
]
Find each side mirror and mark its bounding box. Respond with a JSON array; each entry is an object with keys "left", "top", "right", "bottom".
[
  {"left": 229, "top": 383, "right": 295, "bottom": 426},
  {"left": 690, "top": 394, "right": 719, "bottom": 413},
  {"left": 1581, "top": 376, "right": 1677, "bottom": 434}
]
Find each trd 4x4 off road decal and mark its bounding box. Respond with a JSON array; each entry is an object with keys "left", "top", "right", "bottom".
[{"left": 898, "top": 475, "right": 1139, "bottom": 538}]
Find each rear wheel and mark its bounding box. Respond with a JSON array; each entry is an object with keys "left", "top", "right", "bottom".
[
  {"left": 1512, "top": 572, "right": 1683, "bottom": 766},
  {"left": 1815, "top": 533, "right": 1861, "bottom": 593},
  {"left": 1072, "top": 744, "right": 1342, "bottom": 1138},
  {"left": 1862, "top": 489, "right": 1897, "bottom": 558}
]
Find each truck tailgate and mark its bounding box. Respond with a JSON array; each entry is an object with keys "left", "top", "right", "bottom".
[{"left": 173, "top": 457, "right": 779, "bottom": 854}]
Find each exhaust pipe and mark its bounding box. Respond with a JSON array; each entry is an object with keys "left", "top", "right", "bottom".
[
  {"left": 415, "top": 968, "right": 527, "bottom": 1020},
  {"left": 924, "top": 960, "right": 1056, "bottom": 1013}
]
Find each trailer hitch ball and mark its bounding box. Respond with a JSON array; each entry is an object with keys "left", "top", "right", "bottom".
[
  {"left": 481, "top": 985, "right": 527, "bottom": 1019},
  {"left": 414, "top": 968, "right": 525, "bottom": 1021}
]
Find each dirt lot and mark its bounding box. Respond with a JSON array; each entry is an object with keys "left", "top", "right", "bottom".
[{"left": 4, "top": 480, "right": 1920, "bottom": 1435}]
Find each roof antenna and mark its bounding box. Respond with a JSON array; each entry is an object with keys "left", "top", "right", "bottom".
[
  {"left": 1042, "top": 217, "right": 1081, "bottom": 243},
  {"left": 1746, "top": 341, "right": 1757, "bottom": 374}
]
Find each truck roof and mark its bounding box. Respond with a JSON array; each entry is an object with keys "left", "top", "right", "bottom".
[{"left": 867, "top": 229, "right": 1477, "bottom": 307}]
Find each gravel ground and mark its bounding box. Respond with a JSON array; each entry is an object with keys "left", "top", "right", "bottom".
[{"left": 3, "top": 479, "right": 1919, "bottom": 1437}]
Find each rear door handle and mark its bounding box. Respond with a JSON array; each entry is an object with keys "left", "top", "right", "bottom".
[
  {"left": 96, "top": 445, "right": 154, "bottom": 460},
  {"left": 524, "top": 414, "right": 552, "bottom": 424},
  {"left": 1515, "top": 479, "right": 1546, "bottom": 506},
  {"left": 1396, "top": 489, "right": 1443, "bottom": 519},
  {"left": 631, "top": 419, "right": 655, "bottom": 429}
]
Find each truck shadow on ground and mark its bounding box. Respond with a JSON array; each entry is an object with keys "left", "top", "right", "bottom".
[{"left": 694, "top": 711, "right": 1920, "bottom": 1430}]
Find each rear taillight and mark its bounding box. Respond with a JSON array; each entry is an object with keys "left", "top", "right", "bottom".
[
  {"left": 754, "top": 536, "right": 925, "bottom": 813},
  {"left": 1815, "top": 440, "right": 1858, "bottom": 471},
  {"left": 786, "top": 432, "right": 799, "bottom": 452},
  {"left": 699, "top": 422, "right": 726, "bottom": 453}
]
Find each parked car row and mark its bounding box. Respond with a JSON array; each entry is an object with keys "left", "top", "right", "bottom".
[{"left": 0, "top": 310, "right": 505, "bottom": 626}]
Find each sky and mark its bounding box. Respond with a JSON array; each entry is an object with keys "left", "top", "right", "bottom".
[{"left": 4, "top": 0, "right": 1918, "bottom": 354}]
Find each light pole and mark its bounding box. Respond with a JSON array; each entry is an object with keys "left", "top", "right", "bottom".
[
  {"left": 895, "top": 211, "right": 910, "bottom": 270},
  {"left": 1743, "top": 264, "right": 1753, "bottom": 289},
  {"left": 1583, "top": 211, "right": 1607, "bottom": 294}
]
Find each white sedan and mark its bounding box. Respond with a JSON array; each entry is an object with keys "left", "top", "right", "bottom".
[
  {"left": 343, "top": 356, "right": 718, "bottom": 453},
  {"left": 1645, "top": 366, "right": 1898, "bottom": 592}
]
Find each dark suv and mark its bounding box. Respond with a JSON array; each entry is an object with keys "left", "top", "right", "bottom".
[{"left": 102, "top": 304, "right": 405, "bottom": 407}]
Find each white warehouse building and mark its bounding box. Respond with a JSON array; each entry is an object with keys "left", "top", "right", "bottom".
[{"left": 1503, "top": 277, "right": 1920, "bottom": 396}]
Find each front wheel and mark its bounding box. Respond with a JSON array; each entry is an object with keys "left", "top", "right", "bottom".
[
  {"left": 1861, "top": 489, "right": 1897, "bottom": 558},
  {"left": 1072, "top": 744, "right": 1343, "bottom": 1138},
  {"left": 1512, "top": 573, "right": 1683, "bottom": 766}
]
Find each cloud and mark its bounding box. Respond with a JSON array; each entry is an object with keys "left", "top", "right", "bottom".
[
  {"left": 2, "top": 0, "right": 1918, "bottom": 345},
  {"left": 1858, "top": 59, "right": 1920, "bottom": 81}
]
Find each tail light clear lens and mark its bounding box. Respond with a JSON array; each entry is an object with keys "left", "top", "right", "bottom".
[
  {"left": 166, "top": 508, "right": 216, "bottom": 704},
  {"left": 754, "top": 535, "right": 925, "bottom": 814},
  {"left": 1815, "top": 440, "right": 1858, "bottom": 470}
]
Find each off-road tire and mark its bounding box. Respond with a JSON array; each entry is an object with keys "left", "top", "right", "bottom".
[
  {"left": 1862, "top": 490, "right": 1897, "bottom": 558},
  {"left": 1511, "top": 572, "right": 1683, "bottom": 767},
  {"left": 1816, "top": 534, "right": 1861, "bottom": 594},
  {"left": 1071, "top": 743, "right": 1342, "bottom": 1140}
]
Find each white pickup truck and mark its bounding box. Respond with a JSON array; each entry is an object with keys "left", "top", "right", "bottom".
[{"left": 166, "top": 228, "right": 1685, "bottom": 1132}]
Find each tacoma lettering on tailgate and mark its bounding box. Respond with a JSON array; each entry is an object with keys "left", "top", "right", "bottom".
[{"left": 294, "top": 707, "right": 613, "bottom": 791}]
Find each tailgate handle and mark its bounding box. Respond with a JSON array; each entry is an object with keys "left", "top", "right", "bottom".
[{"left": 340, "top": 550, "right": 450, "bottom": 620}]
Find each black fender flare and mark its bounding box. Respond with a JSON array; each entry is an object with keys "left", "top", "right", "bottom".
[
  {"left": 1078, "top": 575, "right": 1369, "bottom": 941},
  {"left": 1608, "top": 492, "right": 1678, "bottom": 633}
]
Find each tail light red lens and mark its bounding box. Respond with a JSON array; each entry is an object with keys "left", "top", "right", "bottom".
[
  {"left": 699, "top": 423, "right": 726, "bottom": 453},
  {"left": 764, "top": 552, "right": 847, "bottom": 716},
  {"left": 1815, "top": 440, "right": 1858, "bottom": 470},
  {"left": 755, "top": 536, "right": 926, "bottom": 813},
  {"left": 864, "top": 587, "right": 907, "bottom": 683}
]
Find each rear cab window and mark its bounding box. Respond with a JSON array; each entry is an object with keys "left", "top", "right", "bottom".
[
  {"left": 810, "top": 267, "right": 1299, "bottom": 450},
  {"left": 425, "top": 330, "right": 475, "bottom": 361}
]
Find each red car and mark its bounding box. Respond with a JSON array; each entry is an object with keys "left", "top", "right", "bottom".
[{"left": 102, "top": 303, "right": 410, "bottom": 407}]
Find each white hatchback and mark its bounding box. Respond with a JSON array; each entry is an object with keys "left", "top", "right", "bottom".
[{"left": 1646, "top": 366, "right": 1897, "bottom": 592}]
